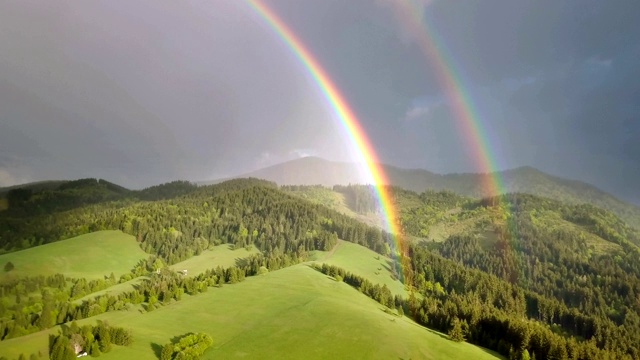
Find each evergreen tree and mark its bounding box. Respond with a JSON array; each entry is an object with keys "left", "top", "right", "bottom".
[
  {"left": 448, "top": 318, "right": 465, "bottom": 342},
  {"left": 4, "top": 261, "right": 14, "bottom": 272},
  {"left": 160, "top": 343, "right": 174, "bottom": 360},
  {"left": 90, "top": 342, "right": 100, "bottom": 357},
  {"left": 37, "top": 298, "right": 54, "bottom": 330}
]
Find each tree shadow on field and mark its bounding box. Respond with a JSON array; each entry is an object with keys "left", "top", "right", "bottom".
[
  {"left": 235, "top": 257, "right": 249, "bottom": 268},
  {"left": 150, "top": 343, "right": 163, "bottom": 359},
  {"left": 170, "top": 332, "right": 196, "bottom": 344},
  {"left": 405, "top": 320, "right": 450, "bottom": 341},
  {"left": 380, "top": 307, "right": 398, "bottom": 317}
]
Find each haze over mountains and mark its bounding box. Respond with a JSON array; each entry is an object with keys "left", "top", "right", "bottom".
[
  {"left": 3, "top": 156, "right": 640, "bottom": 229},
  {"left": 205, "top": 156, "right": 640, "bottom": 228}
]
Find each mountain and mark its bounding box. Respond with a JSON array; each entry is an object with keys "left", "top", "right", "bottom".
[
  {"left": 201, "top": 157, "right": 364, "bottom": 187},
  {"left": 215, "top": 157, "right": 640, "bottom": 228},
  {"left": 0, "top": 180, "right": 69, "bottom": 195}
]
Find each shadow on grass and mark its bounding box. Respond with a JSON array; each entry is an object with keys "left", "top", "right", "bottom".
[
  {"left": 382, "top": 261, "right": 393, "bottom": 273},
  {"left": 235, "top": 257, "right": 250, "bottom": 268},
  {"left": 379, "top": 306, "right": 398, "bottom": 317},
  {"left": 170, "top": 332, "right": 196, "bottom": 344},
  {"left": 150, "top": 343, "right": 163, "bottom": 359}
]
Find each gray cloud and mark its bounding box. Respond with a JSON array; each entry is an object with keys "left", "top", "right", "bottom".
[{"left": 1, "top": 0, "right": 638, "bottom": 205}]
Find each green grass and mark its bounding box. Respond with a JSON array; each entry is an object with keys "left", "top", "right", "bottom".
[
  {"left": 0, "top": 264, "right": 502, "bottom": 360},
  {"left": 168, "top": 244, "right": 260, "bottom": 276},
  {"left": 314, "top": 240, "right": 407, "bottom": 296},
  {"left": 0, "top": 230, "right": 147, "bottom": 281}
]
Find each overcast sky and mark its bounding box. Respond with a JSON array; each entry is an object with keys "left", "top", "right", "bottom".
[{"left": 1, "top": 0, "right": 639, "bottom": 204}]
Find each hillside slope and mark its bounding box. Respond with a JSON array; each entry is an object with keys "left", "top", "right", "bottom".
[
  {"left": 0, "top": 265, "right": 502, "bottom": 360},
  {"left": 222, "top": 157, "right": 640, "bottom": 228}
]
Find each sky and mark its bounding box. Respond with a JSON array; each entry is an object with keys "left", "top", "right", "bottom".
[{"left": 1, "top": 0, "right": 639, "bottom": 204}]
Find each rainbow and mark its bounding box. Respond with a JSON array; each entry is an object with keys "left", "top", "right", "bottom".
[
  {"left": 245, "top": 1, "right": 404, "bottom": 242},
  {"left": 391, "top": 2, "right": 520, "bottom": 280},
  {"left": 391, "top": 1, "right": 506, "bottom": 197},
  {"left": 395, "top": 2, "right": 524, "bottom": 283},
  {"left": 245, "top": 1, "right": 516, "bottom": 285}
]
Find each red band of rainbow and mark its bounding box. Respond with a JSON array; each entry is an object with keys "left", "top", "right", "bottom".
[{"left": 246, "top": 1, "right": 403, "bottom": 244}]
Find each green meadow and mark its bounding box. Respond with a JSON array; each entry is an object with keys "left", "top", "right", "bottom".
[
  {"left": 0, "top": 264, "right": 502, "bottom": 360},
  {"left": 0, "top": 230, "right": 147, "bottom": 281},
  {"left": 73, "top": 243, "right": 260, "bottom": 303},
  {"left": 313, "top": 240, "right": 407, "bottom": 296},
  {"left": 168, "top": 244, "right": 260, "bottom": 276}
]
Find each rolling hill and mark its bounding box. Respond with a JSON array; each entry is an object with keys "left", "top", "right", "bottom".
[
  {"left": 215, "top": 157, "right": 640, "bottom": 228},
  {"left": 0, "top": 263, "right": 502, "bottom": 360},
  {"left": 0, "top": 230, "right": 147, "bottom": 281},
  {"left": 2, "top": 177, "right": 639, "bottom": 359}
]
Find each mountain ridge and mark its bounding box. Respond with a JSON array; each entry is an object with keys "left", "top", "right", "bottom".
[{"left": 202, "top": 157, "right": 640, "bottom": 228}]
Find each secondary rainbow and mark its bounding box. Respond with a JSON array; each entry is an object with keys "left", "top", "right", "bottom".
[
  {"left": 391, "top": 2, "right": 519, "bottom": 276},
  {"left": 393, "top": 1, "right": 506, "bottom": 196},
  {"left": 245, "top": 1, "right": 404, "bottom": 244}
]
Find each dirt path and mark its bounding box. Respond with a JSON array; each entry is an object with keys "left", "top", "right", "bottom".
[{"left": 321, "top": 240, "right": 343, "bottom": 261}]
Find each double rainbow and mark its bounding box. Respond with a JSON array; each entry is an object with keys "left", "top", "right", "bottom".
[{"left": 246, "top": 1, "right": 509, "bottom": 284}]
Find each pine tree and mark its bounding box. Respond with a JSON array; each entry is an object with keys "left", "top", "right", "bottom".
[
  {"left": 160, "top": 343, "right": 174, "bottom": 360},
  {"left": 90, "top": 342, "right": 101, "bottom": 357},
  {"left": 4, "top": 261, "right": 14, "bottom": 272},
  {"left": 37, "top": 299, "right": 54, "bottom": 330},
  {"left": 448, "top": 318, "right": 465, "bottom": 342}
]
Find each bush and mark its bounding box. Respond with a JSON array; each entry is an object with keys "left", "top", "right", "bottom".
[
  {"left": 4, "top": 261, "right": 14, "bottom": 272},
  {"left": 160, "top": 333, "right": 213, "bottom": 359}
]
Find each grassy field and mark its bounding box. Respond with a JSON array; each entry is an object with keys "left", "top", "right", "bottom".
[
  {"left": 0, "top": 264, "right": 502, "bottom": 360},
  {"left": 312, "top": 240, "right": 407, "bottom": 296},
  {"left": 168, "top": 244, "right": 260, "bottom": 276},
  {"left": 0, "top": 230, "right": 147, "bottom": 281}
]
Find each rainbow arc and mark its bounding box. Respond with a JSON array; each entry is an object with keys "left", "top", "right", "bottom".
[{"left": 246, "top": 0, "right": 513, "bottom": 286}]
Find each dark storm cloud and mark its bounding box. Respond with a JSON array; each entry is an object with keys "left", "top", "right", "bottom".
[
  {"left": 368, "top": 0, "right": 640, "bottom": 202},
  {"left": 1, "top": 0, "right": 638, "bottom": 204},
  {"left": 0, "top": 0, "right": 358, "bottom": 187}
]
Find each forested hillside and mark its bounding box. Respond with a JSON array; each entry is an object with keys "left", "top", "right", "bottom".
[
  {"left": 286, "top": 184, "right": 640, "bottom": 358},
  {"left": 1, "top": 179, "right": 640, "bottom": 359},
  {"left": 230, "top": 157, "right": 640, "bottom": 228}
]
